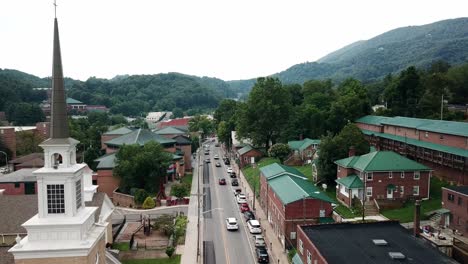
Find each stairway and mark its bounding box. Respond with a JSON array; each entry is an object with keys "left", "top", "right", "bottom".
[
  {"left": 364, "top": 200, "right": 379, "bottom": 216},
  {"left": 429, "top": 212, "right": 443, "bottom": 224}
]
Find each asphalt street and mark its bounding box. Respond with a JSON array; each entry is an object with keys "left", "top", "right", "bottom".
[{"left": 202, "top": 142, "right": 257, "bottom": 264}]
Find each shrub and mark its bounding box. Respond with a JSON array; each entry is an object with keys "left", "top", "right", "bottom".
[
  {"left": 288, "top": 248, "right": 297, "bottom": 261},
  {"left": 166, "top": 246, "right": 175, "bottom": 258},
  {"left": 142, "top": 196, "right": 156, "bottom": 209},
  {"left": 171, "top": 183, "right": 190, "bottom": 199},
  {"left": 134, "top": 189, "right": 148, "bottom": 205}
]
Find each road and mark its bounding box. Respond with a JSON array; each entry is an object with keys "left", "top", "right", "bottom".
[{"left": 201, "top": 141, "right": 257, "bottom": 264}]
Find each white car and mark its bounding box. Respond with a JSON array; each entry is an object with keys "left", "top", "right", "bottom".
[
  {"left": 254, "top": 235, "right": 266, "bottom": 247},
  {"left": 227, "top": 167, "right": 233, "bottom": 174},
  {"left": 247, "top": 220, "right": 262, "bottom": 234},
  {"left": 214, "top": 154, "right": 219, "bottom": 160},
  {"left": 226, "top": 217, "right": 239, "bottom": 231},
  {"left": 236, "top": 194, "right": 247, "bottom": 204}
]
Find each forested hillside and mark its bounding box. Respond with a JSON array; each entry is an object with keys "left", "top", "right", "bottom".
[{"left": 230, "top": 17, "right": 468, "bottom": 91}]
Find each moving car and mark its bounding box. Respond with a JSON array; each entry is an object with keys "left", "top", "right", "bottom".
[
  {"left": 253, "top": 235, "right": 266, "bottom": 247},
  {"left": 236, "top": 194, "right": 247, "bottom": 204},
  {"left": 240, "top": 203, "right": 250, "bottom": 213},
  {"left": 227, "top": 167, "right": 233, "bottom": 174},
  {"left": 215, "top": 143, "right": 220, "bottom": 147},
  {"left": 255, "top": 247, "right": 269, "bottom": 263},
  {"left": 233, "top": 188, "right": 242, "bottom": 196},
  {"left": 205, "top": 159, "right": 211, "bottom": 163},
  {"left": 225, "top": 217, "right": 238, "bottom": 231},
  {"left": 243, "top": 211, "right": 255, "bottom": 222},
  {"left": 224, "top": 158, "right": 230, "bottom": 165},
  {"left": 214, "top": 154, "right": 219, "bottom": 159},
  {"left": 230, "top": 172, "right": 237, "bottom": 178},
  {"left": 215, "top": 162, "right": 221, "bottom": 167},
  {"left": 247, "top": 220, "right": 262, "bottom": 234},
  {"left": 204, "top": 151, "right": 209, "bottom": 155},
  {"left": 231, "top": 179, "right": 239, "bottom": 186},
  {"left": 219, "top": 178, "right": 226, "bottom": 185}
]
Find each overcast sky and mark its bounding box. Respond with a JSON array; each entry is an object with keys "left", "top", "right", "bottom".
[{"left": 1, "top": 1, "right": 467, "bottom": 81}]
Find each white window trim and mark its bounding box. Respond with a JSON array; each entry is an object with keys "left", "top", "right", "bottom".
[
  {"left": 414, "top": 171, "right": 420, "bottom": 180},
  {"left": 299, "top": 239, "right": 303, "bottom": 254},
  {"left": 307, "top": 250, "right": 312, "bottom": 264},
  {"left": 366, "top": 172, "right": 373, "bottom": 181},
  {"left": 366, "top": 187, "right": 373, "bottom": 197},
  {"left": 388, "top": 172, "right": 393, "bottom": 179},
  {"left": 413, "top": 186, "right": 420, "bottom": 196},
  {"left": 401, "top": 172, "right": 405, "bottom": 178}
]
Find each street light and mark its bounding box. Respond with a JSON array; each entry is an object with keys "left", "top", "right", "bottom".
[
  {"left": 0, "top": 151, "right": 8, "bottom": 173},
  {"left": 197, "top": 130, "right": 203, "bottom": 263}
]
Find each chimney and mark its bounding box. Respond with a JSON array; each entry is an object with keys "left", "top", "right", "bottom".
[
  {"left": 414, "top": 200, "right": 421, "bottom": 237},
  {"left": 348, "top": 146, "right": 356, "bottom": 157}
]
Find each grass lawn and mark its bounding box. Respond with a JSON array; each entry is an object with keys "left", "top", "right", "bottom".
[
  {"left": 112, "top": 242, "right": 130, "bottom": 251},
  {"left": 181, "top": 173, "right": 192, "bottom": 185},
  {"left": 293, "top": 164, "right": 312, "bottom": 179},
  {"left": 242, "top": 157, "right": 279, "bottom": 196},
  {"left": 122, "top": 255, "right": 181, "bottom": 264},
  {"left": 381, "top": 177, "right": 452, "bottom": 223}
]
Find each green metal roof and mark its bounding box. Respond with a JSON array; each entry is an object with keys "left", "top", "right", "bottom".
[
  {"left": 259, "top": 163, "right": 305, "bottom": 179},
  {"left": 335, "top": 175, "right": 363, "bottom": 189},
  {"left": 172, "top": 135, "right": 191, "bottom": 145},
  {"left": 362, "top": 129, "right": 468, "bottom": 157},
  {"left": 268, "top": 174, "right": 335, "bottom": 204},
  {"left": 105, "top": 129, "right": 176, "bottom": 147},
  {"left": 238, "top": 145, "right": 258, "bottom": 155},
  {"left": 335, "top": 151, "right": 430, "bottom": 172},
  {"left": 355, "top": 115, "right": 391, "bottom": 126},
  {"left": 66, "top": 97, "right": 84, "bottom": 104},
  {"left": 292, "top": 253, "right": 304, "bottom": 264},
  {"left": 154, "top": 126, "right": 186, "bottom": 135},
  {"left": 357, "top": 115, "right": 468, "bottom": 137},
  {"left": 103, "top": 127, "right": 133, "bottom": 135},
  {"left": 334, "top": 156, "right": 359, "bottom": 168},
  {"left": 288, "top": 138, "right": 321, "bottom": 151},
  {"left": 95, "top": 153, "right": 116, "bottom": 169}
]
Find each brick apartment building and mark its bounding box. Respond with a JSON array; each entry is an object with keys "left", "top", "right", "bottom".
[
  {"left": 441, "top": 186, "right": 468, "bottom": 236},
  {"left": 355, "top": 115, "right": 468, "bottom": 185},
  {"left": 259, "top": 163, "right": 334, "bottom": 248},
  {"left": 237, "top": 145, "right": 262, "bottom": 168},
  {"left": 335, "top": 150, "right": 431, "bottom": 209},
  {"left": 287, "top": 138, "right": 320, "bottom": 166},
  {"left": 0, "top": 122, "right": 50, "bottom": 160}
]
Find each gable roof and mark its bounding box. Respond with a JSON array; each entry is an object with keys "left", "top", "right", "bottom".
[
  {"left": 154, "top": 126, "right": 186, "bottom": 135},
  {"left": 0, "top": 195, "right": 38, "bottom": 234},
  {"left": 9, "top": 153, "right": 43, "bottom": 164},
  {"left": 335, "top": 174, "right": 363, "bottom": 189},
  {"left": 95, "top": 153, "right": 117, "bottom": 169},
  {"left": 288, "top": 138, "right": 321, "bottom": 151},
  {"left": 268, "top": 174, "right": 335, "bottom": 204},
  {"left": 158, "top": 118, "right": 191, "bottom": 128},
  {"left": 0, "top": 168, "right": 36, "bottom": 183},
  {"left": 66, "top": 97, "right": 84, "bottom": 104},
  {"left": 259, "top": 163, "right": 305, "bottom": 179},
  {"left": 300, "top": 221, "right": 457, "bottom": 264},
  {"left": 172, "top": 135, "right": 192, "bottom": 145},
  {"left": 355, "top": 115, "right": 391, "bottom": 126},
  {"left": 238, "top": 145, "right": 261, "bottom": 156},
  {"left": 103, "top": 127, "right": 133, "bottom": 136},
  {"left": 335, "top": 151, "right": 430, "bottom": 172},
  {"left": 104, "top": 128, "right": 176, "bottom": 147}
]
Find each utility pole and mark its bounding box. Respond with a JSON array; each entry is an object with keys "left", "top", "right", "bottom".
[
  {"left": 440, "top": 94, "right": 444, "bottom": 120},
  {"left": 196, "top": 130, "right": 202, "bottom": 262}
]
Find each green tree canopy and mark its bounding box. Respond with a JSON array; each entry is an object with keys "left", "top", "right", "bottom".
[{"left": 268, "top": 143, "right": 291, "bottom": 163}]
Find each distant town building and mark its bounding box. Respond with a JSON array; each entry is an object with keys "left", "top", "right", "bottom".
[{"left": 441, "top": 186, "right": 468, "bottom": 237}]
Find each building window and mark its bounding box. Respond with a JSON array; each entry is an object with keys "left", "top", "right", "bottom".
[
  {"left": 425, "top": 132, "right": 429, "bottom": 138},
  {"left": 448, "top": 193, "right": 455, "bottom": 202},
  {"left": 388, "top": 172, "right": 393, "bottom": 178},
  {"left": 440, "top": 135, "right": 444, "bottom": 140},
  {"left": 366, "top": 172, "right": 373, "bottom": 181},
  {"left": 366, "top": 187, "right": 373, "bottom": 197},
  {"left": 307, "top": 250, "right": 312, "bottom": 264},
  {"left": 414, "top": 171, "right": 420, "bottom": 180},
  {"left": 290, "top": 232, "right": 296, "bottom": 239},
  {"left": 76, "top": 179, "right": 82, "bottom": 210},
  {"left": 47, "top": 184, "right": 65, "bottom": 214},
  {"left": 401, "top": 172, "right": 405, "bottom": 178},
  {"left": 458, "top": 197, "right": 462, "bottom": 206},
  {"left": 338, "top": 167, "right": 341, "bottom": 172},
  {"left": 400, "top": 186, "right": 404, "bottom": 194},
  {"left": 413, "top": 186, "right": 419, "bottom": 196},
  {"left": 14, "top": 182, "right": 20, "bottom": 188},
  {"left": 298, "top": 239, "right": 303, "bottom": 254}
]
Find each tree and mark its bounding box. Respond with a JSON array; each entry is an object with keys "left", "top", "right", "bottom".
[
  {"left": 317, "top": 124, "right": 369, "bottom": 183},
  {"left": 216, "top": 121, "right": 231, "bottom": 147},
  {"left": 134, "top": 189, "right": 149, "bottom": 205},
  {"left": 166, "top": 246, "right": 175, "bottom": 258},
  {"left": 189, "top": 115, "right": 214, "bottom": 135},
  {"left": 236, "top": 77, "right": 292, "bottom": 150},
  {"left": 16, "top": 131, "right": 43, "bottom": 156},
  {"left": 268, "top": 143, "right": 291, "bottom": 163},
  {"left": 172, "top": 107, "right": 184, "bottom": 118},
  {"left": 142, "top": 196, "right": 156, "bottom": 209},
  {"left": 170, "top": 183, "right": 190, "bottom": 199},
  {"left": 114, "top": 141, "right": 173, "bottom": 194}
]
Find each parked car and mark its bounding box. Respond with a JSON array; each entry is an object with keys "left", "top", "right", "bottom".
[
  {"left": 215, "top": 162, "right": 221, "bottom": 167},
  {"left": 226, "top": 217, "right": 239, "bottom": 231},
  {"left": 230, "top": 172, "right": 237, "bottom": 178},
  {"left": 233, "top": 188, "right": 242, "bottom": 196},
  {"left": 243, "top": 211, "right": 256, "bottom": 221},
  {"left": 236, "top": 194, "right": 247, "bottom": 204},
  {"left": 231, "top": 179, "right": 239, "bottom": 186},
  {"left": 240, "top": 203, "right": 250, "bottom": 213},
  {"left": 205, "top": 159, "right": 211, "bottom": 163},
  {"left": 253, "top": 235, "right": 266, "bottom": 247},
  {"left": 214, "top": 154, "right": 219, "bottom": 160},
  {"left": 255, "top": 247, "right": 269, "bottom": 263},
  {"left": 204, "top": 151, "right": 209, "bottom": 155},
  {"left": 219, "top": 178, "right": 226, "bottom": 185},
  {"left": 247, "top": 220, "right": 262, "bottom": 234},
  {"left": 227, "top": 167, "right": 233, "bottom": 174},
  {"left": 224, "top": 159, "right": 230, "bottom": 165}
]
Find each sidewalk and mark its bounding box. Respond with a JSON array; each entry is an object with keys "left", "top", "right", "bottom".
[{"left": 231, "top": 159, "right": 290, "bottom": 264}]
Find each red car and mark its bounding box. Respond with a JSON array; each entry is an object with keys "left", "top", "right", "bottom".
[
  {"left": 219, "top": 178, "right": 226, "bottom": 185},
  {"left": 240, "top": 203, "right": 250, "bottom": 213}
]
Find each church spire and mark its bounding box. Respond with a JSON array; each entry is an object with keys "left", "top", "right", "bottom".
[{"left": 50, "top": 17, "right": 70, "bottom": 139}]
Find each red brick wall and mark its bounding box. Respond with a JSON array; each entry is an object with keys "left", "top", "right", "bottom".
[
  {"left": 356, "top": 122, "right": 383, "bottom": 133},
  {"left": 239, "top": 149, "right": 262, "bottom": 168},
  {"left": 286, "top": 199, "right": 333, "bottom": 219},
  {"left": 97, "top": 169, "right": 120, "bottom": 200},
  {"left": 336, "top": 187, "right": 353, "bottom": 208},
  {"left": 419, "top": 132, "right": 467, "bottom": 150},
  {"left": 336, "top": 166, "right": 350, "bottom": 178},
  {"left": 361, "top": 170, "right": 430, "bottom": 200},
  {"left": 35, "top": 122, "right": 50, "bottom": 140},
  {"left": 179, "top": 144, "right": 192, "bottom": 172},
  {"left": 0, "top": 128, "right": 16, "bottom": 158},
  {"left": 0, "top": 183, "right": 24, "bottom": 195},
  {"left": 442, "top": 188, "right": 468, "bottom": 236},
  {"left": 384, "top": 126, "right": 419, "bottom": 140},
  {"left": 297, "top": 226, "right": 327, "bottom": 264}
]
